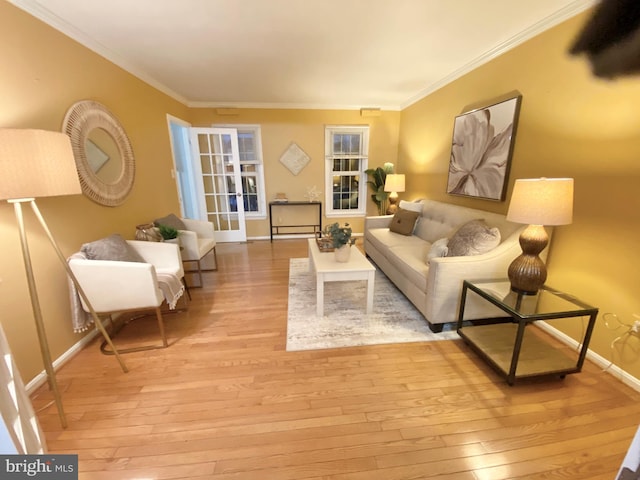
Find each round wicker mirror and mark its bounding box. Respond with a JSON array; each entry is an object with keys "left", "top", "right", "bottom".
[{"left": 62, "top": 100, "right": 135, "bottom": 206}]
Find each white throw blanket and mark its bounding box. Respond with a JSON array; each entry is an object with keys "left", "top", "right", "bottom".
[
  {"left": 67, "top": 253, "right": 185, "bottom": 333},
  {"left": 156, "top": 272, "right": 185, "bottom": 310}
]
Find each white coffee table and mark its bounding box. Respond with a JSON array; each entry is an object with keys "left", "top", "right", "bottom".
[{"left": 307, "top": 238, "right": 376, "bottom": 317}]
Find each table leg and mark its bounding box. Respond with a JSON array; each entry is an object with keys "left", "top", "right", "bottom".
[
  {"left": 316, "top": 274, "right": 324, "bottom": 316},
  {"left": 366, "top": 271, "right": 374, "bottom": 314}
]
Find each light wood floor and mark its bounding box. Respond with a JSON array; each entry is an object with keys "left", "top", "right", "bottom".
[{"left": 33, "top": 239, "right": 640, "bottom": 479}]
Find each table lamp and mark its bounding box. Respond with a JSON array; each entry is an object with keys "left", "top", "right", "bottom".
[
  {"left": 0, "top": 129, "right": 128, "bottom": 428},
  {"left": 384, "top": 174, "right": 405, "bottom": 214},
  {"left": 506, "top": 177, "right": 574, "bottom": 295}
]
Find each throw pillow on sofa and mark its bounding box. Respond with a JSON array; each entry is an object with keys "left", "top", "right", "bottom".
[
  {"left": 398, "top": 199, "right": 423, "bottom": 213},
  {"left": 447, "top": 219, "right": 501, "bottom": 257},
  {"left": 427, "top": 237, "right": 449, "bottom": 264},
  {"left": 389, "top": 208, "right": 420, "bottom": 236},
  {"left": 81, "top": 234, "right": 146, "bottom": 262}
]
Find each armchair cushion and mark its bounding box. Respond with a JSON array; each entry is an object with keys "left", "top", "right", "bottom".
[
  {"left": 154, "top": 213, "right": 186, "bottom": 231},
  {"left": 81, "top": 234, "right": 145, "bottom": 263}
]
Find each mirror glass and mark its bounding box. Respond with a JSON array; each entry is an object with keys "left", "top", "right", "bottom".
[
  {"left": 62, "top": 101, "right": 135, "bottom": 206},
  {"left": 85, "top": 128, "right": 122, "bottom": 184}
]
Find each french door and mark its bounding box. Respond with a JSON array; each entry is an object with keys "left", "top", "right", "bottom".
[{"left": 189, "top": 128, "right": 247, "bottom": 242}]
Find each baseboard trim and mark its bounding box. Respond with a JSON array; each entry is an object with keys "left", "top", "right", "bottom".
[
  {"left": 536, "top": 321, "right": 640, "bottom": 392},
  {"left": 250, "top": 233, "right": 364, "bottom": 242},
  {"left": 25, "top": 317, "right": 113, "bottom": 395}
]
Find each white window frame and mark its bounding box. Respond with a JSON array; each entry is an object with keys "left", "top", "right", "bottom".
[
  {"left": 213, "top": 124, "right": 266, "bottom": 219},
  {"left": 324, "top": 125, "right": 369, "bottom": 217}
]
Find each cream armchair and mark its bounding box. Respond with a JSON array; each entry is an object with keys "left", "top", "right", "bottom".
[
  {"left": 179, "top": 218, "right": 217, "bottom": 287},
  {"left": 68, "top": 240, "right": 185, "bottom": 353}
]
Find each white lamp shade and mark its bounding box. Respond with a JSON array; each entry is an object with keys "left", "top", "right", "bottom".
[
  {"left": 0, "top": 129, "right": 81, "bottom": 201},
  {"left": 384, "top": 174, "right": 405, "bottom": 193},
  {"left": 507, "top": 177, "right": 574, "bottom": 226}
]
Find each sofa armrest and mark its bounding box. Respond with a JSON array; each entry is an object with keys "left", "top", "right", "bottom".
[
  {"left": 364, "top": 215, "right": 394, "bottom": 231},
  {"left": 426, "top": 229, "right": 525, "bottom": 323}
]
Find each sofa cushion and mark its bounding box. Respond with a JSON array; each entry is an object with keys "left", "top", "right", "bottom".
[
  {"left": 387, "top": 244, "right": 430, "bottom": 292},
  {"left": 366, "top": 227, "right": 427, "bottom": 253},
  {"left": 154, "top": 213, "right": 186, "bottom": 231},
  {"left": 81, "top": 234, "right": 145, "bottom": 263},
  {"left": 389, "top": 208, "right": 420, "bottom": 235},
  {"left": 447, "top": 219, "right": 501, "bottom": 257},
  {"left": 427, "top": 237, "right": 449, "bottom": 264}
]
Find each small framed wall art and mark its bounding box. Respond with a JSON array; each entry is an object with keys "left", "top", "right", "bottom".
[
  {"left": 446, "top": 94, "right": 522, "bottom": 201},
  {"left": 279, "top": 142, "right": 310, "bottom": 176}
]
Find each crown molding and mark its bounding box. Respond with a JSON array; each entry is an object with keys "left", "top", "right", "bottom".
[
  {"left": 187, "top": 100, "right": 399, "bottom": 111},
  {"left": 10, "top": 0, "right": 595, "bottom": 112},
  {"left": 7, "top": 0, "right": 190, "bottom": 105},
  {"left": 400, "top": 0, "right": 597, "bottom": 110}
]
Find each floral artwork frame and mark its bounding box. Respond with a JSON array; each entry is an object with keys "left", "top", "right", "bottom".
[{"left": 446, "top": 95, "right": 522, "bottom": 201}]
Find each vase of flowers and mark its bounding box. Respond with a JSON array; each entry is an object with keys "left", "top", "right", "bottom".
[{"left": 324, "top": 222, "right": 354, "bottom": 262}]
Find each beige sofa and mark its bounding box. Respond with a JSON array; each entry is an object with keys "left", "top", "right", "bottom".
[{"left": 364, "top": 199, "right": 529, "bottom": 332}]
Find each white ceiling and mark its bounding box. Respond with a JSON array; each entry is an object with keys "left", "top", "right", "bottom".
[{"left": 10, "top": 0, "right": 594, "bottom": 110}]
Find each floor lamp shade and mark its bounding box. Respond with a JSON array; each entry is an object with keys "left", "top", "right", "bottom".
[
  {"left": 0, "top": 129, "right": 81, "bottom": 200},
  {"left": 0, "top": 129, "right": 85, "bottom": 429},
  {"left": 506, "top": 178, "right": 574, "bottom": 294},
  {"left": 384, "top": 174, "right": 405, "bottom": 215}
]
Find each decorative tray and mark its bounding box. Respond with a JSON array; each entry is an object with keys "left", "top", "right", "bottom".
[{"left": 316, "top": 237, "right": 334, "bottom": 252}]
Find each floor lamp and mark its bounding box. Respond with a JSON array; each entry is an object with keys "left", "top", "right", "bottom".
[{"left": 0, "top": 129, "right": 128, "bottom": 429}]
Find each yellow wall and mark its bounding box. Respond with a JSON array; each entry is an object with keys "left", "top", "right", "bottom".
[
  {"left": 399, "top": 11, "right": 640, "bottom": 378},
  {"left": 0, "top": 1, "right": 188, "bottom": 381},
  {"left": 187, "top": 108, "right": 400, "bottom": 236}
]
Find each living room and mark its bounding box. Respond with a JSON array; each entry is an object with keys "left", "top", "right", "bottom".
[{"left": 1, "top": 0, "right": 640, "bottom": 477}]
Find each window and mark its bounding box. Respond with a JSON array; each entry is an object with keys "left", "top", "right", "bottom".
[
  {"left": 214, "top": 124, "right": 266, "bottom": 219},
  {"left": 325, "top": 126, "right": 369, "bottom": 217}
]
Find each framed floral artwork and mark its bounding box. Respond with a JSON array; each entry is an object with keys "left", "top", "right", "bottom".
[{"left": 446, "top": 95, "right": 522, "bottom": 201}]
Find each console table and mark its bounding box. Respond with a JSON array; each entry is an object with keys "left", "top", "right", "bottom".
[
  {"left": 269, "top": 201, "right": 322, "bottom": 242},
  {"left": 457, "top": 279, "right": 598, "bottom": 385}
]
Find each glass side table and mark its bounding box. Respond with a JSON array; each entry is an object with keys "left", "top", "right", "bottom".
[{"left": 457, "top": 279, "right": 599, "bottom": 385}]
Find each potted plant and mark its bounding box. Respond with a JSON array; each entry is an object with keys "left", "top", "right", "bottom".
[
  {"left": 324, "top": 222, "right": 355, "bottom": 262},
  {"left": 365, "top": 162, "right": 394, "bottom": 215},
  {"left": 157, "top": 224, "right": 180, "bottom": 244}
]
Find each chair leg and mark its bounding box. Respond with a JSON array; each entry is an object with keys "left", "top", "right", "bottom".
[
  {"left": 210, "top": 246, "right": 218, "bottom": 272},
  {"left": 183, "top": 247, "right": 217, "bottom": 288},
  {"left": 100, "top": 308, "right": 171, "bottom": 355},
  {"left": 156, "top": 307, "right": 168, "bottom": 347},
  {"left": 197, "top": 259, "right": 203, "bottom": 287},
  {"left": 182, "top": 277, "right": 191, "bottom": 300}
]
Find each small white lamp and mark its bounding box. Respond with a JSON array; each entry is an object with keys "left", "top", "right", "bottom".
[
  {"left": 506, "top": 177, "right": 574, "bottom": 295},
  {"left": 0, "top": 129, "right": 129, "bottom": 428},
  {"left": 384, "top": 174, "right": 405, "bottom": 214}
]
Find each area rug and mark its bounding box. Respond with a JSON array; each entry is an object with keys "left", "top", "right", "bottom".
[{"left": 286, "top": 258, "right": 458, "bottom": 351}]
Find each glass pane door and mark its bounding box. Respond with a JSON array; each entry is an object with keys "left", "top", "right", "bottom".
[{"left": 190, "top": 128, "right": 246, "bottom": 242}]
